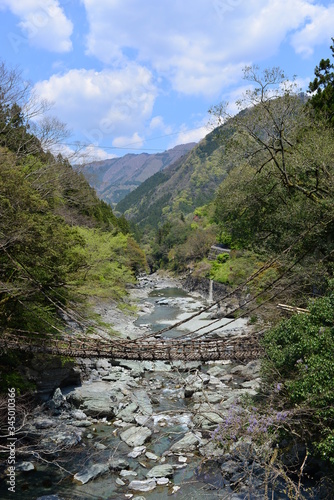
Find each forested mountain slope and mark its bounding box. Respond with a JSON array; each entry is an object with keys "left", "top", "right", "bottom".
[
  {"left": 82, "top": 143, "right": 196, "bottom": 205},
  {"left": 0, "top": 62, "right": 147, "bottom": 369},
  {"left": 116, "top": 124, "right": 233, "bottom": 228}
]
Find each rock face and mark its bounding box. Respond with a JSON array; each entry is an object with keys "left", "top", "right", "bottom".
[
  {"left": 182, "top": 275, "right": 228, "bottom": 302},
  {"left": 21, "top": 355, "right": 81, "bottom": 400}
]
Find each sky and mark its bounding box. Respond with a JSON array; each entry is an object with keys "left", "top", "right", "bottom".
[{"left": 0, "top": 0, "right": 334, "bottom": 161}]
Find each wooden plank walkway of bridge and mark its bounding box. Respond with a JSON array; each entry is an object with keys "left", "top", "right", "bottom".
[{"left": 0, "top": 333, "right": 263, "bottom": 362}]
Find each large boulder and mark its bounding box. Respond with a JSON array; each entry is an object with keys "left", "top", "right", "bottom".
[
  {"left": 146, "top": 464, "right": 174, "bottom": 478},
  {"left": 120, "top": 426, "right": 152, "bottom": 447},
  {"left": 73, "top": 463, "right": 109, "bottom": 484},
  {"left": 170, "top": 432, "right": 202, "bottom": 452}
]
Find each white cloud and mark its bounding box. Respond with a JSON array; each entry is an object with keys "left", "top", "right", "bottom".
[
  {"left": 79, "top": 145, "right": 117, "bottom": 164},
  {"left": 33, "top": 65, "right": 157, "bottom": 147},
  {"left": 81, "top": 0, "right": 334, "bottom": 97},
  {"left": 169, "top": 123, "right": 209, "bottom": 148},
  {"left": 290, "top": 4, "right": 334, "bottom": 56},
  {"left": 112, "top": 132, "right": 144, "bottom": 149},
  {"left": 0, "top": 0, "right": 73, "bottom": 52}
]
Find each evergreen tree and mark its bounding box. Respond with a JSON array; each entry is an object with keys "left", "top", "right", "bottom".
[{"left": 308, "top": 37, "right": 334, "bottom": 126}]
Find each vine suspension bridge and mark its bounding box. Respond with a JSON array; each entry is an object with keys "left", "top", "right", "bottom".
[{"left": 0, "top": 330, "right": 263, "bottom": 363}]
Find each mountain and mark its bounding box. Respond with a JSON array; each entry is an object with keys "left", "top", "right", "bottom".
[
  {"left": 82, "top": 143, "right": 196, "bottom": 205},
  {"left": 116, "top": 124, "right": 233, "bottom": 228}
]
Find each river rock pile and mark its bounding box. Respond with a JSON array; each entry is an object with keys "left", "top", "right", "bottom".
[{"left": 21, "top": 355, "right": 265, "bottom": 499}]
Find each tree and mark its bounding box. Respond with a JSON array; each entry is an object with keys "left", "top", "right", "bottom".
[
  {"left": 211, "top": 66, "right": 334, "bottom": 298},
  {"left": 308, "top": 38, "right": 334, "bottom": 126},
  {"left": 210, "top": 66, "right": 315, "bottom": 199},
  {"left": 0, "top": 61, "right": 60, "bottom": 157}
]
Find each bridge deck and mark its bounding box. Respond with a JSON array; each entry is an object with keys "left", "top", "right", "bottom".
[{"left": 0, "top": 333, "right": 263, "bottom": 362}]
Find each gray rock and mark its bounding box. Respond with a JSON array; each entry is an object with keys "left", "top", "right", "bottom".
[
  {"left": 101, "top": 374, "right": 116, "bottom": 381},
  {"left": 171, "top": 361, "right": 202, "bottom": 371},
  {"left": 36, "top": 496, "right": 65, "bottom": 500},
  {"left": 67, "top": 381, "right": 120, "bottom": 418},
  {"left": 96, "top": 359, "right": 111, "bottom": 371},
  {"left": 127, "top": 445, "right": 146, "bottom": 458},
  {"left": 128, "top": 479, "right": 157, "bottom": 492},
  {"left": 82, "top": 398, "right": 116, "bottom": 418},
  {"left": 41, "top": 428, "right": 82, "bottom": 448},
  {"left": 135, "top": 415, "right": 151, "bottom": 426},
  {"left": 70, "top": 420, "right": 92, "bottom": 427},
  {"left": 207, "top": 365, "right": 227, "bottom": 377},
  {"left": 241, "top": 378, "right": 261, "bottom": 390},
  {"left": 116, "top": 478, "right": 125, "bottom": 486},
  {"left": 94, "top": 442, "right": 107, "bottom": 450},
  {"left": 185, "top": 372, "right": 210, "bottom": 386},
  {"left": 119, "top": 360, "right": 145, "bottom": 375},
  {"left": 120, "top": 426, "right": 152, "bottom": 447},
  {"left": 34, "top": 418, "right": 56, "bottom": 429},
  {"left": 147, "top": 464, "right": 174, "bottom": 478},
  {"left": 74, "top": 463, "right": 109, "bottom": 484},
  {"left": 131, "top": 389, "right": 153, "bottom": 415},
  {"left": 70, "top": 409, "right": 88, "bottom": 420},
  {"left": 156, "top": 477, "right": 170, "bottom": 485},
  {"left": 219, "top": 389, "right": 258, "bottom": 409},
  {"left": 192, "top": 391, "right": 225, "bottom": 404},
  {"left": 199, "top": 441, "right": 226, "bottom": 459},
  {"left": 117, "top": 402, "right": 138, "bottom": 422},
  {"left": 108, "top": 458, "right": 130, "bottom": 471},
  {"left": 193, "top": 410, "right": 224, "bottom": 429},
  {"left": 15, "top": 461, "right": 35, "bottom": 471},
  {"left": 170, "top": 432, "right": 202, "bottom": 452},
  {"left": 184, "top": 372, "right": 210, "bottom": 397},
  {"left": 120, "top": 469, "right": 137, "bottom": 477},
  {"left": 51, "top": 388, "right": 67, "bottom": 409},
  {"left": 220, "top": 460, "right": 241, "bottom": 477},
  {"left": 229, "top": 360, "right": 261, "bottom": 379},
  {"left": 143, "top": 361, "right": 172, "bottom": 372},
  {"left": 220, "top": 374, "right": 233, "bottom": 383}
]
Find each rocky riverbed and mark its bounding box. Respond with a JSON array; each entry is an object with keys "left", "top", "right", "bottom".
[{"left": 2, "top": 273, "right": 275, "bottom": 500}]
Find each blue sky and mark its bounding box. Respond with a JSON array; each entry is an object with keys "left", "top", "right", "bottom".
[{"left": 0, "top": 0, "right": 334, "bottom": 161}]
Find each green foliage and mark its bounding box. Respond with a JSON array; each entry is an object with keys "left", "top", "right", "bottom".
[
  {"left": 216, "top": 252, "right": 230, "bottom": 264},
  {"left": 262, "top": 292, "right": 334, "bottom": 464},
  {"left": 0, "top": 148, "right": 87, "bottom": 333},
  {"left": 72, "top": 227, "right": 136, "bottom": 299},
  {"left": 172, "top": 226, "right": 216, "bottom": 271},
  {"left": 0, "top": 351, "right": 36, "bottom": 394},
  {"left": 210, "top": 251, "right": 260, "bottom": 286},
  {"left": 308, "top": 37, "right": 334, "bottom": 126}
]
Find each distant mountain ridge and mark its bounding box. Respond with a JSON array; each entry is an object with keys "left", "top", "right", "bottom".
[{"left": 82, "top": 143, "right": 196, "bottom": 205}]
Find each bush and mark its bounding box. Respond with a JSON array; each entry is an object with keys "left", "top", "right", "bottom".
[{"left": 262, "top": 291, "right": 334, "bottom": 465}]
